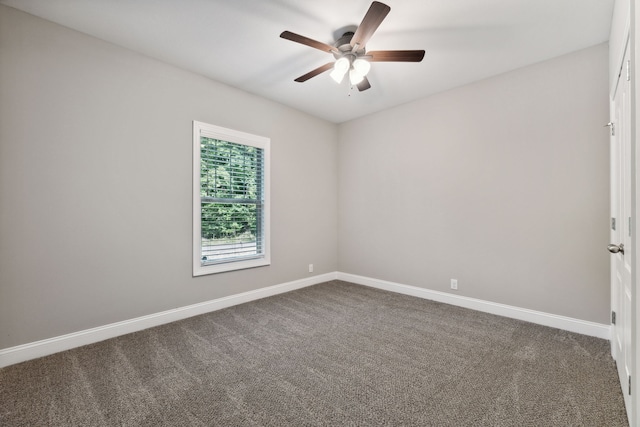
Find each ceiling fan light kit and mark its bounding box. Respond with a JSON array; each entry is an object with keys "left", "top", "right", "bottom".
[
  {"left": 330, "top": 56, "right": 371, "bottom": 84},
  {"left": 280, "top": 1, "right": 425, "bottom": 92}
]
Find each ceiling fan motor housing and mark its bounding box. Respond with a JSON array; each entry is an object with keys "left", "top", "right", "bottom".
[{"left": 333, "top": 32, "right": 366, "bottom": 61}]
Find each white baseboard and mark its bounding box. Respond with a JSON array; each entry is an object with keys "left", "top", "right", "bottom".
[
  {"left": 0, "top": 272, "right": 337, "bottom": 368},
  {"left": 337, "top": 272, "right": 611, "bottom": 340},
  {"left": 1, "top": 271, "right": 610, "bottom": 368}
]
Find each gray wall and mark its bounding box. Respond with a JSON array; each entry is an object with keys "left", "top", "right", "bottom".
[
  {"left": 0, "top": 5, "right": 338, "bottom": 349},
  {"left": 0, "top": 4, "right": 612, "bottom": 350},
  {"left": 338, "top": 44, "right": 611, "bottom": 324}
]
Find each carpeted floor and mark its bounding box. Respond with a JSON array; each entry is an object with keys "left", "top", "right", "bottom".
[{"left": 0, "top": 280, "right": 629, "bottom": 426}]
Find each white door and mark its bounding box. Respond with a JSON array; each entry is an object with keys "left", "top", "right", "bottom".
[{"left": 610, "top": 40, "right": 632, "bottom": 422}]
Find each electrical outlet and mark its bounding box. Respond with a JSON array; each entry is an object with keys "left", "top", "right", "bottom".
[
  {"left": 309, "top": 264, "right": 314, "bottom": 273},
  {"left": 450, "top": 279, "right": 458, "bottom": 290}
]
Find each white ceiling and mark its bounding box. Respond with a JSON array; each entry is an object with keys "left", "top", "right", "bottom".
[{"left": 1, "top": 0, "right": 614, "bottom": 123}]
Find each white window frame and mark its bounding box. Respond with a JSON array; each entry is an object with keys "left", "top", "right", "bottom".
[{"left": 193, "top": 121, "right": 270, "bottom": 276}]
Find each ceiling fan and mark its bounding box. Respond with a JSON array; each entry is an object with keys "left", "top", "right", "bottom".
[{"left": 280, "top": 1, "right": 425, "bottom": 92}]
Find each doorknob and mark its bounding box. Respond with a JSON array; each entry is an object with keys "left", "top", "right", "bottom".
[{"left": 608, "top": 243, "right": 624, "bottom": 254}]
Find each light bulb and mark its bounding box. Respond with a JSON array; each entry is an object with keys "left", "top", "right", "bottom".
[{"left": 352, "top": 58, "right": 371, "bottom": 76}]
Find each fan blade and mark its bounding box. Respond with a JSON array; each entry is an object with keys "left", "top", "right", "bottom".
[
  {"left": 280, "top": 31, "right": 338, "bottom": 54},
  {"left": 350, "top": 1, "right": 391, "bottom": 49},
  {"left": 356, "top": 77, "right": 371, "bottom": 91},
  {"left": 368, "top": 50, "right": 425, "bottom": 62},
  {"left": 294, "top": 62, "right": 334, "bottom": 82}
]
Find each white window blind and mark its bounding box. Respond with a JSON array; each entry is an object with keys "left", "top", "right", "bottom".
[{"left": 193, "top": 121, "right": 270, "bottom": 276}]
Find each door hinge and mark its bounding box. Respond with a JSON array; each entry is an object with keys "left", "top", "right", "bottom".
[
  {"left": 626, "top": 60, "right": 630, "bottom": 82},
  {"left": 612, "top": 217, "right": 616, "bottom": 230},
  {"left": 629, "top": 375, "right": 632, "bottom": 395},
  {"left": 629, "top": 217, "right": 632, "bottom": 237},
  {"left": 605, "top": 122, "right": 615, "bottom": 136},
  {"left": 612, "top": 311, "right": 616, "bottom": 325}
]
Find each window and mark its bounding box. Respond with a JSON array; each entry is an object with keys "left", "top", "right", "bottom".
[{"left": 193, "top": 121, "right": 270, "bottom": 276}]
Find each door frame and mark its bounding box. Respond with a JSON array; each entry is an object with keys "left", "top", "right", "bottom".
[{"left": 631, "top": 1, "right": 638, "bottom": 424}]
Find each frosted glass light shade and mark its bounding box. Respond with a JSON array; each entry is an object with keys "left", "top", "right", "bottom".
[
  {"left": 334, "top": 57, "right": 350, "bottom": 73},
  {"left": 352, "top": 58, "right": 371, "bottom": 75},
  {"left": 349, "top": 68, "right": 365, "bottom": 85},
  {"left": 330, "top": 68, "right": 346, "bottom": 83},
  {"left": 330, "top": 57, "right": 350, "bottom": 83}
]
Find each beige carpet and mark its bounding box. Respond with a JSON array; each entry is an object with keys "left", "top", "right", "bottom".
[{"left": 0, "top": 280, "right": 629, "bottom": 426}]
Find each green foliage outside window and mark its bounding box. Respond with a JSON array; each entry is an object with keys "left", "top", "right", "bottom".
[{"left": 200, "top": 138, "right": 261, "bottom": 243}]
